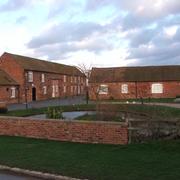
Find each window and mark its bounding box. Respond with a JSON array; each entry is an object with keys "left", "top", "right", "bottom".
[
  {"left": 74, "top": 86, "right": 77, "bottom": 93},
  {"left": 63, "top": 75, "right": 66, "bottom": 83},
  {"left": 71, "top": 76, "right": 73, "bottom": 83},
  {"left": 43, "top": 86, "right": 47, "bottom": 95},
  {"left": 52, "top": 85, "right": 55, "bottom": 97},
  {"left": 10, "top": 87, "right": 16, "bottom": 98},
  {"left": 63, "top": 86, "right": 66, "bottom": 93},
  {"left": 28, "top": 71, "right": 33, "bottom": 82},
  {"left": 151, "top": 83, "right": 163, "bottom": 94},
  {"left": 78, "top": 86, "right": 80, "bottom": 94},
  {"left": 41, "top": 74, "right": 45, "bottom": 83},
  {"left": 99, "top": 85, "right": 108, "bottom": 94},
  {"left": 121, "top": 84, "right": 128, "bottom": 94},
  {"left": 55, "top": 85, "right": 58, "bottom": 93}
]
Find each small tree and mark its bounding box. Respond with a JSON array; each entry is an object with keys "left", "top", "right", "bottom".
[
  {"left": 46, "top": 107, "right": 64, "bottom": 119},
  {"left": 77, "top": 63, "right": 92, "bottom": 104}
]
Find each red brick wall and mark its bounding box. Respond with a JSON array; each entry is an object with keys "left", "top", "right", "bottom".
[
  {"left": 89, "top": 81, "right": 180, "bottom": 100},
  {"left": 0, "top": 86, "right": 19, "bottom": 104},
  {"left": 0, "top": 117, "right": 128, "bottom": 145},
  {"left": 0, "top": 53, "right": 24, "bottom": 84},
  {"left": 25, "top": 71, "right": 86, "bottom": 102}
]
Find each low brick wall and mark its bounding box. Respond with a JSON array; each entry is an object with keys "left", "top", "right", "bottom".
[{"left": 0, "top": 116, "right": 128, "bottom": 145}]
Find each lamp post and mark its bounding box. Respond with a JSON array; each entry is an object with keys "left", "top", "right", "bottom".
[{"left": 24, "top": 72, "right": 29, "bottom": 109}]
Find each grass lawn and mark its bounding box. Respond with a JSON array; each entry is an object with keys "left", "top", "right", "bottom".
[
  {"left": 76, "top": 104, "right": 180, "bottom": 120},
  {"left": 0, "top": 136, "right": 180, "bottom": 180},
  {"left": 101, "top": 98, "right": 176, "bottom": 103}
]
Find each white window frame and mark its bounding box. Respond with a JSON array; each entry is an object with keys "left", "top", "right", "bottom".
[
  {"left": 41, "top": 73, "right": 45, "bottom": 83},
  {"left": 43, "top": 86, "right": 47, "bottom": 95},
  {"left": 10, "top": 87, "right": 16, "bottom": 98},
  {"left": 151, "top": 83, "right": 163, "bottom": 94},
  {"left": 28, "top": 71, "right": 33, "bottom": 82},
  {"left": 99, "top": 84, "right": 108, "bottom": 94},
  {"left": 121, "top": 84, "right": 128, "bottom": 94}
]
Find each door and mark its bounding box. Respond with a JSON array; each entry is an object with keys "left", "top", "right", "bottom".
[
  {"left": 32, "top": 87, "right": 36, "bottom": 101},
  {"left": 52, "top": 85, "right": 55, "bottom": 98},
  {"left": 52, "top": 80, "right": 59, "bottom": 98}
]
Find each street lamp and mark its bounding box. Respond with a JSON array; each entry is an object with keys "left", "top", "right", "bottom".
[{"left": 24, "top": 72, "right": 29, "bottom": 109}]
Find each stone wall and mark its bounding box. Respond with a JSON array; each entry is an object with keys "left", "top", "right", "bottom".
[{"left": 0, "top": 116, "right": 128, "bottom": 145}]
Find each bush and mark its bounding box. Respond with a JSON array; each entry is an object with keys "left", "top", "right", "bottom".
[
  {"left": 0, "top": 107, "right": 7, "bottom": 114},
  {"left": 96, "top": 104, "right": 123, "bottom": 121},
  {"left": 176, "top": 95, "right": 180, "bottom": 98},
  {"left": 46, "top": 107, "right": 64, "bottom": 119}
]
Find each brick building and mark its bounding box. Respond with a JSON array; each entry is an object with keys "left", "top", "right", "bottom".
[
  {"left": 89, "top": 66, "right": 180, "bottom": 100},
  {"left": 0, "top": 52, "right": 86, "bottom": 103}
]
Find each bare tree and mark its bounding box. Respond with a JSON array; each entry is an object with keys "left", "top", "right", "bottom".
[{"left": 77, "top": 63, "right": 92, "bottom": 104}]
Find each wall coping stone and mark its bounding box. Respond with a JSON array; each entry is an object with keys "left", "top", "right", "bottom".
[{"left": 0, "top": 116, "right": 128, "bottom": 126}]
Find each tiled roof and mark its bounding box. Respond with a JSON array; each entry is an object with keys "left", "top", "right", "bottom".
[
  {"left": 0, "top": 69, "right": 18, "bottom": 85},
  {"left": 5, "top": 52, "right": 84, "bottom": 76},
  {"left": 89, "top": 66, "right": 180, "bottom": 83}
]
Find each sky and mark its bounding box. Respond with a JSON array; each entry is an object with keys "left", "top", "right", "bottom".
[{"left": 0, "top": 0, "right": 180, "bottom": 67}]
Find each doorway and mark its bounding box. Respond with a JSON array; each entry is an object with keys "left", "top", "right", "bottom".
[{"left": 32, "top": 87, "right": 36, "bottom": 101}]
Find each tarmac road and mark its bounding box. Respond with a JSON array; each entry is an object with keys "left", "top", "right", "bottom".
[{"left": 0, "top": 171, "right": 41, "bottom": 180}]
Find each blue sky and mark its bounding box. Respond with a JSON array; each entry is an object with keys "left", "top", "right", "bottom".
[{"left": 0, "top": 0, "right": 180, "bottom": 67}]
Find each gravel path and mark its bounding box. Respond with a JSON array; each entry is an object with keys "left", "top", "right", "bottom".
[{"left": 8, "top": 96, "right": 86, "bottom": 111}]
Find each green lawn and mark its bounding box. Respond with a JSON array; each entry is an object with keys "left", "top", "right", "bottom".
[
  {"left": 0, "top": 136, "right": 180, "bottom": 180},
  {"left": 101, "top": 98, "right": 175, "bottom": 103}
]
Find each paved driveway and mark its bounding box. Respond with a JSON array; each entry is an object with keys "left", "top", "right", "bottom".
[
  {"left": 8, "top": 96, "right": 86, "bottom": 111},
  {"left": 0, "top": 171, "right": 41, "bottom": 180}
]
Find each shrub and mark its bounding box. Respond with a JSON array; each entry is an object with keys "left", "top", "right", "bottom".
[
  {"left": 46, "top": 107, "right": 64, "bottom": 119},
  {"left": 96, "top": 104, "right": 123, "bottom": 121},
  {"left": 0, "top": 107, "right": 8, "bottom": 114}
]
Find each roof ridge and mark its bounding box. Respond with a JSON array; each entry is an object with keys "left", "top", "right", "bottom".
[
  {"left": 92, "top": 65, "right": 180, "bottom": 69},
  {"left": 4, "top": 52, "right": 75, "bottom": 68},
  {"left": 4, "top": 52, "right": 84, "bottom": 76}
]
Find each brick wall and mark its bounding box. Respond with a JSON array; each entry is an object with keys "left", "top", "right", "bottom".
[
  {"left": 24, "top": 71, "right": 86, "bottom": 102},
  {"left": 0, "top": 116, "right": 128, "bottom": 145},
  {"left": 89, "top": 81, "right": 180, "bottom": 100}
]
